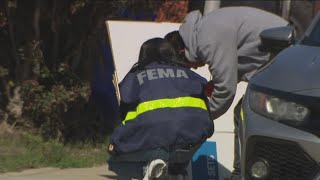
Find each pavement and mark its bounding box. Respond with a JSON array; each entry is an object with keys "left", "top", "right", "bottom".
[{"left": 0, "top": 165, "right": 117, "bottom": 180}]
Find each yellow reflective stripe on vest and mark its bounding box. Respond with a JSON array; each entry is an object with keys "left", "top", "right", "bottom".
[
  {"left": 122, "top": 97, "right": 207, "bottom": 125},
  {"left": 240, "top": 108, "right": 244, "bottom": 121}
]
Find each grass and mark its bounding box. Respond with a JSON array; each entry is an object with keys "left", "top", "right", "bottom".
[{"left": 0, "top": 130, "right": 109, "bottom": 173}]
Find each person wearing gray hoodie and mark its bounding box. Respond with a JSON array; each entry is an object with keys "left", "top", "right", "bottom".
[{"left": 179, "top": 6, "right": 288, "bottom": 179}]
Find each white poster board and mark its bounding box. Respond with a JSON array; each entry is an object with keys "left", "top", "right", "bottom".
[
  {"left": 106, "top": 20, "right": 247, "bottom": 179},
  {"left": 106, "top": 21, "right": 211, "bottom": 82}
]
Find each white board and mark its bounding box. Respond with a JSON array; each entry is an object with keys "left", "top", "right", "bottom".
[
  {"left": 106, "top": 21, "right": 211, "bottom": 83},
  {"left": 106, "top": 20, "right": 247, "bottom": 179}
]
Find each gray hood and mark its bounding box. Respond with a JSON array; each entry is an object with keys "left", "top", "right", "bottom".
[{"left": 179, "top": 10, "right": 202, "bottom": 63}]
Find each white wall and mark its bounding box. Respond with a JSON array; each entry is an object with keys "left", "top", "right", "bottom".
[{"left": 106, "top": 20, "right": 247, "bottom": 179}]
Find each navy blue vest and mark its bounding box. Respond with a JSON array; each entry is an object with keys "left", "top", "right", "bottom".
[{"left": 110, "top": 63, "right": 214, "bottom": 153}]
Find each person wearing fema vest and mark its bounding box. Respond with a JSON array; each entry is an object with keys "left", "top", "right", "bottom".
[{"left": 107, "top": 37, "right": 214, "bottom": 179}]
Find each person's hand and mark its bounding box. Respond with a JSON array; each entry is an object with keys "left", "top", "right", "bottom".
[
  {"left": 204, "top": 80, "right": 214, "bottom": 97},
  {"left": 107, "top": 143, "right": 117, "bottom": 155}
]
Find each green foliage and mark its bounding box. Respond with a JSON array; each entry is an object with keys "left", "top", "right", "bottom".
[
  {"left": 20, "top": 63, "right": 91, "bottom": 140},
  {"left": 0, "top": 132, "right": 108, "bottom": 173},
  {"left": 0, "top": 66, "right": 8, "bottom": 77}
]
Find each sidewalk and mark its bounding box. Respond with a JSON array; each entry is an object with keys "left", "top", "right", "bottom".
[{"left": 0, "top": 165, "right": 116, "bottom": 180}]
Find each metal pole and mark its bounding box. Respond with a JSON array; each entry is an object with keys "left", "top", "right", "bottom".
[
  {"left": 281, "top": 0, "right": 291, "bottom": 20},
  {"left": 204, "top": 0, "right": 220, "bottom": 15}
]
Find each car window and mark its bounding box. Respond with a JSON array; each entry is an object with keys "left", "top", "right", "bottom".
[{"left": 302, "top": 19, "right": 320, "bottom": 46}]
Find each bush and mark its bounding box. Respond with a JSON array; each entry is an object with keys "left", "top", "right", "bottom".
[{"left": 20, "top": 63, "right": 91, "bottom": 141}]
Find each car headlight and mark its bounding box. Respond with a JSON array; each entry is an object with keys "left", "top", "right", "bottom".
[{"left": 248, "top": 88, "right": 310, "bottom": 125}]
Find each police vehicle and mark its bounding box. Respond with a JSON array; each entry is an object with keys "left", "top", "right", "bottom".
[{"left": 240, "top": 12, "right": 320, "bottom": 180}]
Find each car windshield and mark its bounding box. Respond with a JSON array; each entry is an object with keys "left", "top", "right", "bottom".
[{"left": 302, "top": 18, "right": 320, "bottom": 47}]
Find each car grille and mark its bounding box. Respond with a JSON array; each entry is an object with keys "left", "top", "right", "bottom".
[{"left": 245, "top": 136, "right": 319, "bottom": 180}]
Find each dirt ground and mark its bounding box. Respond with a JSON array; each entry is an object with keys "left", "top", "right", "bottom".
[{"left": 0, "top": 165, "right": 117, "bottom": 180}]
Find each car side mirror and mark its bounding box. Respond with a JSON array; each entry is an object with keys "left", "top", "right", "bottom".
[{"left": 259, "top": 26, "right": 295, "bottom": 53}]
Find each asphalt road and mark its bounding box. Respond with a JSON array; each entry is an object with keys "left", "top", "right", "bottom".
[{"left": 0, "top": 165, "right": 117, "bottom": 180}]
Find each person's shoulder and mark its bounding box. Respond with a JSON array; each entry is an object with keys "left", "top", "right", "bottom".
[
  {"left": 212, "top": 6, "right": 266, "bottom": 14},
  {"left": 123, "top": 71, "right": 137, "bottom": 78},
  {"left": 120, "top": 71, "right": 138, "bottom": 84},
  {"left": 185, "top": 69, "right": 208, "bottom": 82}
]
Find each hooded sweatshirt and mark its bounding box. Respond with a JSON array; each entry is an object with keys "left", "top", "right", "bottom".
[{"left": 179, "top": 7, "right": 288, "bottom": 119}]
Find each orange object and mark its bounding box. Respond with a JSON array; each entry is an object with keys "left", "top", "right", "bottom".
[{"left": 155, "top": 0, "right": 189, "bottom": 23}]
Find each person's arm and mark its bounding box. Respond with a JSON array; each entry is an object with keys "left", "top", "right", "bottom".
[
  {"left": 118, "top": 73, "right": 140, "bottom": 120},
  {"left": 198, "top": 25, "right": 238, "bottom": 119}
]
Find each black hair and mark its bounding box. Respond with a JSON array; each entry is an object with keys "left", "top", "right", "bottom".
[
  {"left": 164, "top": 31, "right": 187, "bottom": 64},
  {"left": 130, "top": 37, "right": 178, "bottom": 72}
]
